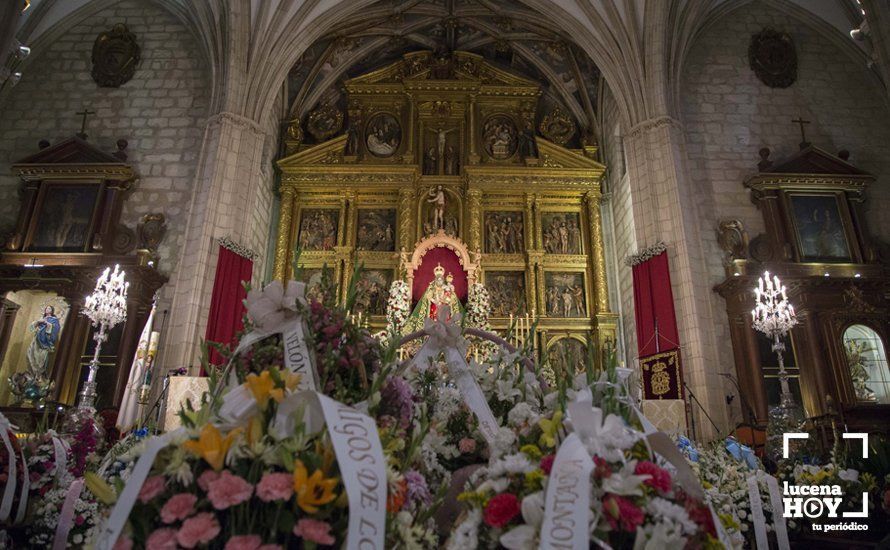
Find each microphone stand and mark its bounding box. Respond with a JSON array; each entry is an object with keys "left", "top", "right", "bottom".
[{"left": 683, "top": 380, "right": 722, "bottom": 439}]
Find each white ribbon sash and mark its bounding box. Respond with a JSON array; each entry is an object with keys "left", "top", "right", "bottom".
[
  {"left": 50, "top": 431, "right": 69, "bottom": 483},
  {"left": 410, "top": 308, "right": 498, "bottom": 446},
  {"left": 765, "top": 474, "right": 790, "bottom": 550},
  {"left": 95, "top": 429, "right": 184, "bottom": 550},
  {"left": 539, "top": 433, "right": 593, "bottom": 550},
  {"left": 53, "top": 478, "right": 85, "bottom": 550},
  {"left": 747, "top": 475, "right": 769, "bottom": 550},
  {"left": 0, "top": 413, "right": 18, "bottom": 522}
]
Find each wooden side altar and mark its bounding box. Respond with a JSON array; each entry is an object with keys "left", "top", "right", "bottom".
[
  {"left": 274, "top": 51, "right": 617, "bottom": 369},
  {"left": 0, "top": 136, "right": 167, "bottom": 424}
]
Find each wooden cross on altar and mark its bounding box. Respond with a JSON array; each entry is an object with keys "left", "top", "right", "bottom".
[
  {"left": 76, "top": 108, "right": 96, "bottom": 139},
  {"left": 791, "top": 116, "right": 810, "bottom": 149}
]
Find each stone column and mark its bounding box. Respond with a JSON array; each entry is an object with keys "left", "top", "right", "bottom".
[
  {"left": 622, "top": 116, "right": 729, "bottom": 437},
  {"left": 467, "top": 188, "right": 482, "bottom": 252},
  {"left": 160, "top": 112, "right": 272, "bottom": 373},
  {"left": 273, "top": 186, "right": 295, "bottom": 281}
]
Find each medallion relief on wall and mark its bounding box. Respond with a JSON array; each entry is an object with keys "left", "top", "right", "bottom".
[
  {"left": 482, "top": 115, "right": 518, "bottom": 160},
  {"left": 91, "top": 23, "right": 141, "bottom": 88},
  {"left": 748, "top": 28, "right": 797, "bottom": 89},
  {"left": 484, "top": 212, "right": 523, "bottom": 254},
  {"left": 365, "top": 114, "right": 401, "bottom": 158}
]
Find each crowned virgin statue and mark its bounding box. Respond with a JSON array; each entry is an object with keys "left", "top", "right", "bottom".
[{"left": 403, "top": 263, "right": 463, "bottom": 333}]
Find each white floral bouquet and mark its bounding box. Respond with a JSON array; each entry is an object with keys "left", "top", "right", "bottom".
[{"left": 386, "top": 280, "right": 411, "bottom": 334}]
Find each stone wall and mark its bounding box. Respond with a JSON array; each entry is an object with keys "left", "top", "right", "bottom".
[
  {"left": 0, "top": 0, "right": 210, "bottom": 311},
  {"left": 681, "top": 0, "right": 890, "bottom": 421}
]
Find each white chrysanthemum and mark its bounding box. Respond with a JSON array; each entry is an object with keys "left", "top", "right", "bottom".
[
  {"left": 447, "top": 508, "right": 482, "bottom": 550},
  {"left": 645, "top": 497, "right": 697, "bottom": 534}
]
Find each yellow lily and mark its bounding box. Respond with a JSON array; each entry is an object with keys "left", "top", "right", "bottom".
[
  {"left": 84, "top": 471, "right": 117, "bottom": 505},
  {"left": 538, "top": 410, "right": 563, "bottom": 449},
  {"left": 293, "top": 459, "right": 338, "bottom": 513},
  {"left": 182, "top": 423, "right": 240, "bottom": 471},
  {"left": 284, "top": 372, "right": 302, "bottom": 392},
  {"left": 245, "top": 371, "right": 285, "bottom": 409}
]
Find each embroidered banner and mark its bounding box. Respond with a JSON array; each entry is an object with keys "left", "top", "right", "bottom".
[{"left": 640, "top": 348, "right": 683, "bottom": 400}]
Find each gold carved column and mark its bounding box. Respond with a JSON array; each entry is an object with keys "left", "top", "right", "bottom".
[
  {"left": 398, "top": 187, "right": 414, "bottom": 250},
  {"left": 274, "top": 187, "right": 296, "bottom": 281},
  {"left": 467, "top": 188, "right": 482, "bottom": 252},
  {"left": 585, "top": 190, "right": 618, "bottom": 356}
]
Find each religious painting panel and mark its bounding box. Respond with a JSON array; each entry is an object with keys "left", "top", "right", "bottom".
[
  {"left": 356, "top": 209, "right": 396, "bottom": 251},
  {"left": 353, "top": 269, "right": 392, "bottom": 316},
  {"left": 544, "top": 272, "right": 586, "bottom": 318},
  {"left": 0, "top": 291, "right": 70, "bottom": 406},
  {"left": 485, "top": 271, "right": 526, "bottom": 317},
  {"left": 541, "top": 212, "right": 583, "bottom": 254},
  {"left": 297, "top": 209, "right": 339, "bottom": 251},
  {"left": 27, "top": 184, "right": 101, "bottom": 251},
  {"left": 548, "top": 336, "right": 588, "bottom": 377},
  {"left": 484, "top": 211, "right": 524, "bottom": 254},
  {"left": 298, "top": 268, "right": 336, "bottom": 305},
  {"left": 786, "top": 193, "right": 852, "bottom": 262},
  {"left": 365, "top": 113, "right": 401, "bottom": 158},
  {"left": 482, "top": 114, "right": 518, "bottom": 160},
  {"left": 423, "top": 125, "right": 461, "bottom": 176}
]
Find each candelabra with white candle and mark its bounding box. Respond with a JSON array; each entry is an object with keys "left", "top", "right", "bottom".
[{"left": 78, "top": 264, "right": 129, "bottom": 409}]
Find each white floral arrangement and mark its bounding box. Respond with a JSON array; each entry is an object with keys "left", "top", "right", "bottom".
[
  {"left": 465, "top": 282, "right": 492, "bottom": 330},
  {"left": 386, "top": 279, "right": 411, "bottom": 334}
]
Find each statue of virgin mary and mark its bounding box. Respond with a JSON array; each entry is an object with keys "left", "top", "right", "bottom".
[{"left": 402, "top": 263, "right": 463, "bottom": 333}]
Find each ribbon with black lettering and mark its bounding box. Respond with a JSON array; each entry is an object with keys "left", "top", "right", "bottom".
[
  {"left": 764, "top": 475, "right": 790, "bottom": 550},
  {"left": 539, "top": 433, "right": 593, "bottom": 549}
]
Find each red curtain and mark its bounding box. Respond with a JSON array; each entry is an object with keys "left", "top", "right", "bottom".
[
  {"left": 411, "top": 247, "right": 468, "bottom": 305},
  {"left": 205, "top": 245, "right": 253, "bottom": 369},
  {"left": 632, "top": 251, "right": 680, "bottom": 357}
]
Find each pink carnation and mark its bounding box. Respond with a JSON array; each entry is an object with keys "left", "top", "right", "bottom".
[
  {"left": 197, "top": 469, "right": 220, "bottom": 491},
  {"left": 256, "top": 472, "right": 294, "bottom": 502},
  {"left": 293, "top": 518, "right": 335, "bottom": 545},
  {"left": 603, "top": 494, "right": 645, "bottom": 532},
  {"left": 112, "top": 536, "right": 133, "bottom": 550},
  {"left": 161, "top": 493, "right": 198, "bottom": 523},
  {"left": 224, "top": 535, "right": 262, "bottom": 550},
  {"left": 540, "top": 454, "right": 555, "bottom": 475},
  {"left": 176, "top": 512, "right": 221, "bottom": 548},
  {"left": 458, "top": 437, "right": 477, "bottom": 454},
  {"left": 207, "top": 470, "right": 254, "bottom": 510},
  {"left": 139, "top": 475, "right": 166, "bottom": 503},
  {"left": 146, "top": 528, "right": 178, "bottom": 550},
  {"left": 634, "top": 460, "right": 672, "bottom": 494}
]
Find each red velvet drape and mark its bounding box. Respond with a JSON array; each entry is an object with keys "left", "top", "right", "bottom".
[
  {"left": 412, "top": 247, "right": 468, "bottom": 305},
  {"left": 205, "top": 245, "right": 253, "bottom": 370},
  {"left": 632, "top": 251, "right": 680, "bottom": 357}
]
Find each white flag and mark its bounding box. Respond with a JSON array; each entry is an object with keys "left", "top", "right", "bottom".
[{"left": 116, "top": 303, "right": 156, "bottom": 430}]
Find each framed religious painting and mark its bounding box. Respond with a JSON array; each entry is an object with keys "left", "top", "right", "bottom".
[
  {"left": 547, "top": 336, "right": 589, "bottom": 377},
  {"left": 356, "top": 209, "right": 396, "bottom": 251},
  {"left": 541, "top": 212, "right": 583, "bottom": 255},
  {"left": 298, "top": 267, "right": 336, "bottom": 305},
  {"left": 484, "top": 211, "right": 524, "bottom": 254},
  {"left": 484, "top": 271, "right": 527, "bottom": 317},
  {"left": 543, "top": 271, "right": 587, "bottom": 318},
  {"left": 26, "top": 183, "right": 103, "bottom": 252},
  {"left": 785, "top": 192, "right": 853, "bottom": 262},
  {"left": 297, "top": 209, "right": 339, "bottom": 251},
  {"left": 353, "top": 269, "right": 393, "bottom": 316}
]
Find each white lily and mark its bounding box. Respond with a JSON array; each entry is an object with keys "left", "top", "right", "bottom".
[{"left": 602, "top": 461, "right": 651, "bottom": 496}]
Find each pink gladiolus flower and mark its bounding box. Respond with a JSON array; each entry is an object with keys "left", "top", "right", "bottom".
[
  {"left": 207, "top": 470, "right": 254, "bottom": 510},
  {"left": 224, "top": 535, "right": 262, "bottom": 550},
  {"left": 603, "top": 494, "right": 645, "bottom": 532},
  {"left": 258, "top": 546, "right": 283, "bottom": 550},
  {"left": 256, "top": 472, "right": 294, "bottom": 502},
  {"left": 112, "top": 535, "right": 133, "bottom": 550},
  {"left": 160, "top": 493, "right": 198, "bottom": 523},
  {"left": 540, "top": 454, "right": 555, "bottom": 475},
  {"left": 293, "top": 518, "right": 336, "bottom": 545},
  {"left": 176, "top": 512, "right": 221, "bottom": 548},
  {"left": 197, "top": 469, "right": 220, "bottom": 491},
  {"left": 139, "top": 475, "right": 166, "bottom": 503},
  {"left": 458, "top": 437, "right": 476, "bottom": 454},
  {"left": 146, "top": 528, "right": 178, "bottom": 550}
]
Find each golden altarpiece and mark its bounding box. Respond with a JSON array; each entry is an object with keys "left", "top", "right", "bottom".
[{"left": 274, "top": 51, "right": 617, "bottom": 365}]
